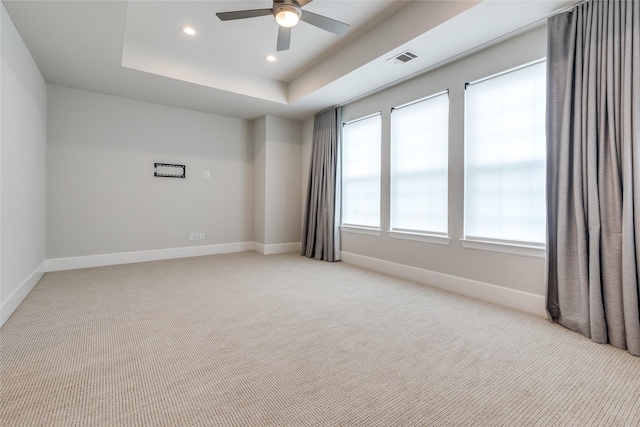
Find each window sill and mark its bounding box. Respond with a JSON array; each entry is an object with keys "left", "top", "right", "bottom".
[
  {"left": 388, "top": 231, "right": 451, "bottom": 246},
  {"left": 460, "top": 239, "right": 545, "bottom": 258},
  {"left": 340, "top": 226, "right": 382, "bottom": 236}
]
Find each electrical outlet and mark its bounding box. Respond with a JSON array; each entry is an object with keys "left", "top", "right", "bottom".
[
  {"left": 199, "top": 232, "right": 205, "bottom": 240},
  {"left": 204, "top": 171, "right": 210, "bottom": 178}
]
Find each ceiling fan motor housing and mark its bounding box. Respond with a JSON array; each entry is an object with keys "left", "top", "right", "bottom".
[{"left": 273, "top": 2, "right": 302, "bottom": 27}]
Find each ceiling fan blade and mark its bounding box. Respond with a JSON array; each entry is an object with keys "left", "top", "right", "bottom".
[
  {"left": 297, "top": 0, "right": 313, "bottom": 6},
  {"left": 300, "top": 10, "right": 350, "bottom": 36},
  {"left": 216, "top": 9, "right": 273, "bottom": 21},
  {"left": 277, "top": 26, "right": 291, "bottom": 51}
]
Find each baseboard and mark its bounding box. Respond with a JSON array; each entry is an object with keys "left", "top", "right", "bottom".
[
  {"left": 46, "top": 242, "right": 254, "bottom": 272},
  {"left": 253, "top": 242, "right": 301, "bottom": 255},
  {"left": 1, "top": 260, "right": 46, "bottom": 327},
  {"left": 340, "top": 251, "right": 546, "bottom": 317}
]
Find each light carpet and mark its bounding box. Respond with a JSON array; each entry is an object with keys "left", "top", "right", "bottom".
[{"left": 1, "top": 251, "right": 639, "bottom": 426}]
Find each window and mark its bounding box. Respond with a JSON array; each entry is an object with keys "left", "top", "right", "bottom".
[
  {"left": 464, "top": 60, "right": 546, "bottom": 245},
  {"left": 341, "top": 113, "right": 382, "bottom": 228},
  {"left": 391, "top": 91, "right": 449, "bottom": 235}
]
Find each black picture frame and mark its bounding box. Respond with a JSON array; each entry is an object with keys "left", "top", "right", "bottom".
[{"left": 154, "top": 163, "right": 186, "bottom": 178}]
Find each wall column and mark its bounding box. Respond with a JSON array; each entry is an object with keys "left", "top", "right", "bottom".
[{"left": 252, "top": 115, "right": 302, "bottom": 253}]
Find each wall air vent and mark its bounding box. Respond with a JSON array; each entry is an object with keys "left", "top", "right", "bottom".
[{"left": 389, "top": 50, "right": 419, "bottom": 66}]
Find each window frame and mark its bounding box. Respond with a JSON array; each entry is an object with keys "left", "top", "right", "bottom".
[
  {"left": 390, "top": 90, "right": 450, "bottom": 239},
  {"left": 462, "top": 59, "right": 547, "bottom": 255},
  {"left": 340, "top": 112, "right": 382, "bottom": 230}
]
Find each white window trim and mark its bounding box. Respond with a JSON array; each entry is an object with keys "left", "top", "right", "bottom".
[
  {"left": 466, "top": 58, "right": 546, "bottom": 86},
  {"left": 460, "top": 238, "right": 545, "bottom": 258},
  {"left": 388, "top": 230, "right": 451, "bottom": 246},
  {"left": 343, "top": 111, "right": 382, "bottom": 125},
  {"left": 392, "top": 89, "right": 449, "bottom": 111},
  {"left": 340, "top": 225, "right": 382, "bottom": 236}
]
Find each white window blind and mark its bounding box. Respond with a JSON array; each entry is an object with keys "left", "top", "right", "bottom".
[
  {"left": 391, "top": 91, "right": 449, "bottom": 234},
  {"left": 341, "top": 113, "right": 381, "bottom": 228},
  {"left": 464, "top": 60, "right": 546, "bottom": 245}
]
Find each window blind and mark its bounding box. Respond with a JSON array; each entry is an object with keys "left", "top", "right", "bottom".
[
  {"left": 341, "top": 113, "right": 382, "bottom": 228},
  {"left": 391, "top": 91, "right": 449, "bottom": 234},
  {"left": 464, "top": 60, "right": 546, "bottom": 244}
]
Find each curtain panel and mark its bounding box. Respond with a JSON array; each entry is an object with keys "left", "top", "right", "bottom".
[
  {"left": 546, "top": 0, "right": 640, "bottom": 355},
  {"left": 301, "top": 107, "right": 341, "bottom": 262}
]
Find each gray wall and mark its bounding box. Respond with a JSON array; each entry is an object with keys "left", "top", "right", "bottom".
[
  {"left": 331, "top": 26, "right": 548, "bottom": 297},
  {"left": 47, "top": 85, "right": 254, "bottom": 259},
  {"left": 253, "top": 116, "right": 267, "bottom": 245},
  {"left": 264, "top": 115, "right": 302, "bottom": 245},
  {"left": 300, "top": 118, "right": 314, "bottom": 227},
  {"left": 1, "top": 3, "right": 47, "bottom": 324},
  {"left": 253, "top": 115, "right": 302, "bottom": 247}
]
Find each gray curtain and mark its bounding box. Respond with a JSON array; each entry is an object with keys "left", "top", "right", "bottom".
[
  {"left": 301, "top": 107, "right": 341, "bottom": 262},
  {"left": 546, "top": 0, "right": 640, "bottom": 356}
]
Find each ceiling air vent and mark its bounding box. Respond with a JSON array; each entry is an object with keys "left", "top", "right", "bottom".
[{"left": 389, "top": 50, "right": 419, "bottom": 66}]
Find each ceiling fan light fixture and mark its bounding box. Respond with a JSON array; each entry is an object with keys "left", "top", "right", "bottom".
[
  {"left": 274, "top": 4, "right": 301, "bottom": 28},
  {"left": 216, "top": 0, "right": 351, "bottom": 52}
]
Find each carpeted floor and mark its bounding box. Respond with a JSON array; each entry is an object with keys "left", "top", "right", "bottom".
[{"left": 1, "top": 251, "right": 639, "bottom": 426}]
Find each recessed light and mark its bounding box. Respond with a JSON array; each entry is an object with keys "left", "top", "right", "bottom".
[
  {"left": 266, "top": 55, "right": 277, "bottom": 62},
  {"left": 181, "top": 26, "right": 197, "bottom": 36}
]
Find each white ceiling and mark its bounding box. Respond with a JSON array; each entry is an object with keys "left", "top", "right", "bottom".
[{"left": 3, "top": 0, "right": 579, "bottom": 121}]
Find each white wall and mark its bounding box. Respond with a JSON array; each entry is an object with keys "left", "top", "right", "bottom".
[
  {"left": 0, "top": 3, "right": 48, "bottom": 326},
  {"left": 46, "top": 85, "right": 253, "bottom": 262},
  {"left": 313, "top": 26, "right": 549, "bottom": 315}
]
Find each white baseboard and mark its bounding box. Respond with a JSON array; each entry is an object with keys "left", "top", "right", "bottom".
[
  {"left": 253, "top": 242, "right": 301, "bottom": 255},
  {"left": 46, "top": 242, "right": 254, "bottom": 272},
  {"left": 1, "top": 261, "right": 46, "bottom": 327},
  {"left": 340, "top": 251, "right": 546, "bottom": 317}
]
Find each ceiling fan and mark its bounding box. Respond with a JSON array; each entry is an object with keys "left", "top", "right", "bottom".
[{"left": 216, "top": 0, "right": 350, "bottom": 52}]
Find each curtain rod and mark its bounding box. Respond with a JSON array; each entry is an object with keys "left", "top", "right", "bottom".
[{"left": 318, "top": 0, "right": 588, "bottom": 114}]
